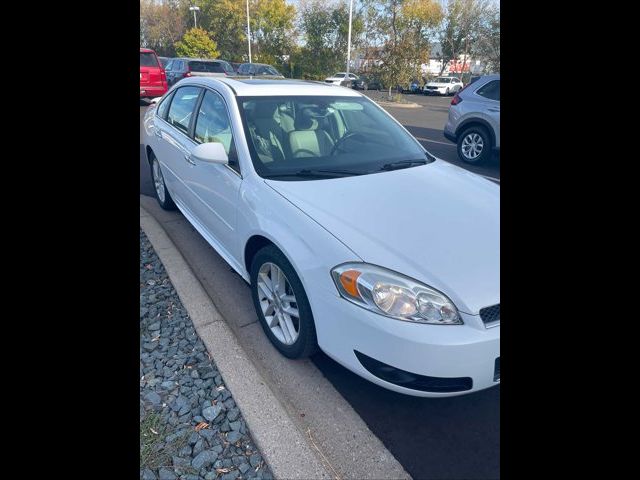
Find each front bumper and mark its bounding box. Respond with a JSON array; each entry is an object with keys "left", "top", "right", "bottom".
[{"left": 310, "top": 287, "right": 500, "bottom": 397}]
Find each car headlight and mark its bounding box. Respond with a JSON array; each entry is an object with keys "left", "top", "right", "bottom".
[{"left": 330, "top": 263, "right": 462, "bottom": 325}]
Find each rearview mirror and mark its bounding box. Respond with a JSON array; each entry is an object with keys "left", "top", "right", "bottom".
[{"left": 192, "top": 142, "right": 228, "bottom": 165}]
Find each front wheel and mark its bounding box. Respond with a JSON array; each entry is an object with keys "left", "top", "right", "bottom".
[
  {"left": 457, "top": 126, "right": 492, "bottom": 164},
  {"left": 250, "top": 246, "right": 319, "bottom": 359}
]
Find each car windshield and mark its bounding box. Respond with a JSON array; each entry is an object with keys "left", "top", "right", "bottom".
[
  {"left": 237, "top": 95, "right": 431, "bottom": 180},
  {"left": 435, "top": 77, "right": 450, "bottom": 83}
]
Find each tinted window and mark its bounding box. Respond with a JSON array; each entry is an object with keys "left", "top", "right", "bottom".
[
  {"left": 194, "top": 91, "right": 238, "bottom": 171},
  {"left": 157, "top": 90, "right": 175, "bottom": 120},
  {"left": 140, "top": 52, "right": 159, "bottom": 67},
  {"left": 335, "top": 73, "right": 345, "bottom": 78},
  {"left": 238, "top": 64, "right": 248, "bottom": 74},
  {"left": 165, "top": 60, "right": 174, "bottom": 70},
  {"left": 476, "top": 80, "right": 500, "bottom": 101},
  {"left": 167, "top": 87, "right": 201, "bottom": 135},
  {"left": 220, "top": 61, "right": 235, "bottom": 74}
]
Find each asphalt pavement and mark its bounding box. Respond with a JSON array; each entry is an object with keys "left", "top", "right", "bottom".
[{"left": 139, "top": 99, "right": 500, "bottom": 480}]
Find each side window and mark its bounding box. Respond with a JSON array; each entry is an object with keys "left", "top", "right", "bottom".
[
  {"left": 349, "top": 74, "right": 357, "bottom": 79},
  {"left": 476, "top": 80, "right": 500, "bottom": 101},
  {"left": 194, "top": 90, "right": 239, "bottom": 173},
  {"left": 239, "top": 64, "right": 247, "bottom": 74},
  {"left": 166, "top": 86, "right": 201, "bottom": 135},
  {"left": 156, "top": 90, "right": 175, "bottom": 120}
]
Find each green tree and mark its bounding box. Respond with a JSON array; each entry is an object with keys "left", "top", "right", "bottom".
[
  {"left": 373, "top": 0, "right": 443, "bottom": 97},
  {"left": 174, "top": 27, "right": 220, "bottom": 58},
  {"left": 295, "top": 0, "right": 364, "bottom": 80},
  {"left": 140, "top": 0, "right": 186, "bottom": 56}
]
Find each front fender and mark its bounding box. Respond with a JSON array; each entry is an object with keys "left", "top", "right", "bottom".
[{"left": 237, "top": 179, "right": 361, "bottom": 298}]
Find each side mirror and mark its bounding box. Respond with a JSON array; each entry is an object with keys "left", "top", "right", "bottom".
[{"left": 192, "top": 142, "right": 228, "bottom": 165}]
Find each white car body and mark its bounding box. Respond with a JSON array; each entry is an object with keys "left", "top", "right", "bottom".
[
  {"left": 324, "top": 72, "right": 358, "bottom": 86},
  {"left": 143, "top": 77, "right": 500, "bottom": 397},
  {"left": 424, "top": 76, "right": 464, "bottom": 95}
]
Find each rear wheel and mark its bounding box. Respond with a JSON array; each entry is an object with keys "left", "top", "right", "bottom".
[
  {"left": 457, "top": 125, "right": 492, "bottom": 164},
  {"left": 150, "top": 152, "right": 176, "bottom": 210},
  {"left": 250, "top": 245, "right": 318, "bottom": 359}
]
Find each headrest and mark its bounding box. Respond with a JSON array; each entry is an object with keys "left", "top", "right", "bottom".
[{"left": 295, "top": 108, "right": 316, "bottom": 130}]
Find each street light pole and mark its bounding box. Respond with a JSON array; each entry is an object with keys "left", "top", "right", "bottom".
[
  {"left": 246, "top": 0, "right": 252, "bottom": 63},
  {"left": 346, "top": 0, "right": 354, "bottom": 76},
  {"left": 189, "top": 6, "right": 200, "bottom": 29}
]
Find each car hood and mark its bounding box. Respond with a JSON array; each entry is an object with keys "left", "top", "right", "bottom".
[{"left": 265, "top": 161, "right": 499, "bottom": 314}]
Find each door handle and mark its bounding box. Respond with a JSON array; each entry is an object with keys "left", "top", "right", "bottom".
[
  {"left": 488, "top": 108, "right": 500, "bottom": 112},
  {"left": 184, "top": 153, "right": 196, "bottom": 165},
  {"left": 154, "top": 130, "right": 162, "bottom": 138}
]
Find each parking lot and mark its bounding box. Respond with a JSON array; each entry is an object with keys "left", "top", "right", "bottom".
[{"left": 139, "top": 97, "right": 499, "bottom": 480}]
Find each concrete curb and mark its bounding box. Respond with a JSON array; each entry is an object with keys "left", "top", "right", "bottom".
[{"left": 140, "top": 206, "right": 332, "bottom": 480}]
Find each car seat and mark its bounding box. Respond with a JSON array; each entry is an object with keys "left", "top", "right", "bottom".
[{"left": 288, "top": 109, "right": 334, "bottom": 158}]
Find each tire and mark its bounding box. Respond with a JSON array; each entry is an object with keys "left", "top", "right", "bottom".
[
  {"left": 149, "top": 152, "right": 176, "bottom": 210},
  {"left": 457, "top": 125, "right": 492, "bottom": 164},
  {"left": 250, "top": 245, "right": 319, "bottom": 359},
  {"left": 445, "top": 88, "right": 450, "bottom": 95}
]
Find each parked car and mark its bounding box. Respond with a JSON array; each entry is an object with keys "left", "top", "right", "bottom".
[
  {"left": 230, "top": 62, "right": 242, "bottom": 73},
  {"left": 237, "top": 63, "right": 285, "bottom": 78},
  {"left": 352, "top": 74, "right": 383, "bottom": 91},
  {"left": 325, "top": 72, "right": 359, "bottom": 86},
  {"left": 164, "top": 58, "right": 236, "bottom": 86},
  {"left": 158, "top": 57, "right": 171, "bottom": 68},
  {"left": 140, "top": 48, "right": 168, "bottom": 99},
  {"left": 143, "top": 77, "right": 500, "bottom": 397},
  {"left": 444, "top": 74, "right": 500, "bottom": 164},
  {"left": 423, "top": 76, "right": 463, "bottom": 95},
  {"left": 399, "top": 79, "right": 422, "bottom": 94}
]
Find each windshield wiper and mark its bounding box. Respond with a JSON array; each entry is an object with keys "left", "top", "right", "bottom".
[
  {"left": 379, "top": 159, "right": 429, "bottom": 171},
  {"left": 263, "top": 168, "right": 365, "bottom": 179}
]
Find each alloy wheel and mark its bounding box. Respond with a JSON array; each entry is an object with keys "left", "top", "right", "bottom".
[
  {"left": 257, "top": 262, "right": 300, "bottom": 345},
  {"left": 461, "top": 133, "right": 484, "bottom": 160},
  {"left": 152, "top": 159, "right": 166, "bottom": 203}
]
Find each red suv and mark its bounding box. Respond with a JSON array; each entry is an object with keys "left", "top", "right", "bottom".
[{"left": 140, "top": 48, "right": 168, "bottom": 99}]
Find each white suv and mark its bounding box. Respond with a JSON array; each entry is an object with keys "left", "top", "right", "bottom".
[{"left": 424, "top": 76, "right": 464, "bottom": 95}]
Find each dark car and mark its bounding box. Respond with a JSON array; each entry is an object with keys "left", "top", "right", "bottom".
[
  {"left": 237, "top": 63, "right": 285, "bottom": 78},
  {"left": 352, "top": 74, "right": 383, "bottom": 91},
  {"left": 164, "top": 58, "right": 236, "bottom": 86},
  {"left": 140, "top": 48, "right": 168, "bottom": 99}
]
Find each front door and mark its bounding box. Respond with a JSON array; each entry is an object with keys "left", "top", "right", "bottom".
[{"left": 184, "top": 88, "right": 242, "bottom": 263}]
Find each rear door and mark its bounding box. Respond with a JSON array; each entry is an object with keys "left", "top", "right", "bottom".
[
  {"left": 474, "top": 80, "right": 500, "bottom": 146},
  {"left": 140, "top": 51, "right": 162, "bottom": 88},
  {"left": 155, "top": 86, "right": 203, "bottom": 205}
]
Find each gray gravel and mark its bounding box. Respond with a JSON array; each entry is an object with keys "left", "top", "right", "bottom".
[{"left": 140, "top": 230, "right": 273, "bottom": 480}]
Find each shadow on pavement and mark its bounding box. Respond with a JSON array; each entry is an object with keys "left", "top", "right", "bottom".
[{"left": 312, "top": 351, "right": 500, "bottom": 480}]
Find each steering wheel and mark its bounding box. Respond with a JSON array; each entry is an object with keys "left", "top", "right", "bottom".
[{"left": 330, "top": 132, "right": 368, "bottom": 155}]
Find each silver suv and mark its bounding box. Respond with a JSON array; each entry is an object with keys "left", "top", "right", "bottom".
[{"left": 444, "top": 75, "right": 500, "bottom": 164}]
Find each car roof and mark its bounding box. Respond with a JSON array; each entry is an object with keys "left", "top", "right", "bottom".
[
  {"left": 175, "top": 77, "right": 362, "bottom": 97},
  {"left": 173, "top": 58, "right": 229, "bottom": 63},
  {"left": 140, "top": 48, "right": 156, "bottom": 53}
]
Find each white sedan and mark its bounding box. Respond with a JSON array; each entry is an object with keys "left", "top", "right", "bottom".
[
  {"left": 143, "top": 77, "right": 500, "bottom": 397},
  {"left": 424, "top": 76, "right": 464, "bottom": 95},
  {"left": 324, "top": 72, "right": 358, "bottom": 86}
]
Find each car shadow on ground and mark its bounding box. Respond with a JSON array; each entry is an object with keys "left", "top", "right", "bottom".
[{"left": 311, "top": 351, "right": 500, "bottom": 480}]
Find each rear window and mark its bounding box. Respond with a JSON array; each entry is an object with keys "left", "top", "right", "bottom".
[
  {"left": 476, "top": 80, "right": 500, "bottom": 101},
  {"left": 140, "top": 52, "right": 159, "bottom": 67},
  {"left": 188, "top": 61, "right": 230, "bottom": 73}
]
